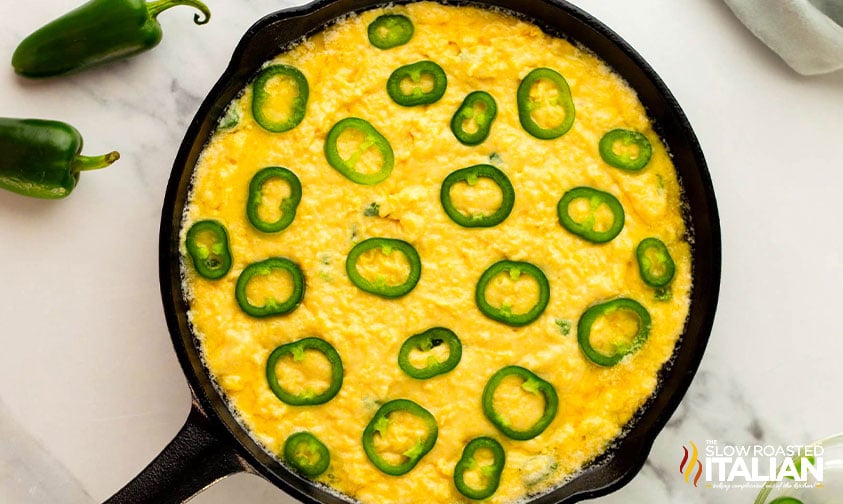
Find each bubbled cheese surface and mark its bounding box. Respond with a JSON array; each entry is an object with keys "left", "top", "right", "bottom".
[{"left": 183, "top": 3, "right": 692, "bottom": 503}]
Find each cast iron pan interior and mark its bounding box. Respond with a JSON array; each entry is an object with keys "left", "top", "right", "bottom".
[{"left": 150, "top": 0, "right": 721, "bottom": 502}]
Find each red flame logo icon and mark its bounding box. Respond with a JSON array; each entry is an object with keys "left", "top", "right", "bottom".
[{"left": 680, "top": 441, "right": 703, "bottom": 487}]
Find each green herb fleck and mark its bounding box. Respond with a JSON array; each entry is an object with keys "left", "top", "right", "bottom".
[
  {"left": 364, "top": 202, "right": 380, "bottom": 217},
  {"left": 219, "top": 106, "right": 240, "bottom": 131},
  {"left": 489, "top": 152, "right": 503, "bottom": 166},
  {"left": 555, "top": 319, "right": 572, "bottom": 335},
  {"left": 654, "top": 287, "right": 672, "bottom": 301}
]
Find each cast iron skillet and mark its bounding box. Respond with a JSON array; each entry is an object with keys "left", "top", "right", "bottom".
[{"left": 106, "top": 0, "right": 721, "bottom": 502}]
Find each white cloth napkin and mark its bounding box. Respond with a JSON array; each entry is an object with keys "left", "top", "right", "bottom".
[
  {"left": 723, "top": 0, "right": 843, "bottom": 75},
  {"left": 0, "top": 399, "right": 94, "bottom": 504}
]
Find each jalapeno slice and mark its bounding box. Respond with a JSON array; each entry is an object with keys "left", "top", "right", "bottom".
[
  {"left": 367, "top": 14, "right": 414, "bottom": 49},
  {"left": 324, "top": 117, "right": 394, "bottom": 185},
  {"left": 246, "top": 167, "right": 302, "bottom": 233},
  {"left": 386, "top": 60, "right": 447, "bottom": 107},
  {"left": 577, "top": 298, "right": 651, "bottom": 367},
  {"left": 346, "top": 238, "right": 421, "bottom": 298},
  {"left": 185, "top": 219, "right": 232, "bottom": 280},
  {"left": 557, "top": 186, "right": 625, "bottom": 243},
  {"left": 517, "top": 68, "right": 575, "bottom": 140},
  {"left": 283, "top": 431, "right": 330, "bottom": 477},
  {"left": 636, "top": 237, "right": 675, "bottom": 288},
  {"left": 362, "top": 399, "right": 438, "bottom": 476},
  {"left": 451, "top": 91, "right": 497, "bottom": 146},
  {"left": 769, "top": 498, "right": 804, "bottom": 504},
  {"left": 482, "top": 366, "right": 558, "bottom": 441},
  {"left": 266, "top": 337, "right": 343, "bottom": 406},
  {"left": 235, "top": 257, "right": 305, "bottom": 318},
  {"left": 453, "top": 437, "right": 506, "bottom": 500},
  {"left": 398, "top": 327, "right": 462, "bottom": 379},
  {"left": 440, "top": 164, "right": 514, "bottom": 228},
  {"left": 475, "top": 260, "right": 549, "bottom": 327},
  {"left": 599, "top": 129, "right": 652, "bottom": 171},
  {"left": 251, "top": 64, "right": 309, "bottom": 133}
]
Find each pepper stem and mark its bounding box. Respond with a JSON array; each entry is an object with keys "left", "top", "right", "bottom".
[
  {"left": 147, "top": 0, "right": 211, "bottom": 25},
  {"left": 71, "top": 151, "right": 121, "bottom": 173}
]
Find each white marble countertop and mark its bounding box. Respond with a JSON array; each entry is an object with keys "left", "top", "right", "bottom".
[{"left": 0, "top": 1, "right": 841, "bottom": 503}]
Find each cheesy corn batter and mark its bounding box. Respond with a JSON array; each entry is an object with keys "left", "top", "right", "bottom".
[{"left": 182, "top": 3, "right": 691, "bottom": 503}]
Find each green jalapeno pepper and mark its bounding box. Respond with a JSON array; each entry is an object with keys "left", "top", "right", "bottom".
[
  {"left": 386, "top": 61, "right": 447, "bottom": 107},
  {"left": 246, "top": 167, "right": 302, "bottom": 233},
  {"left": 283, "top": 431, "right": 330, "bottom": 477},
  {"left": 482, "top": 366, "right": 558, "bottom": 440},
  {"left": 0, "top": 118, "right": 119, "bottom": 199},
  {"left": 266, "top": 337, "right": 343, "bottom": 406},
  {"left": 769, "top": 498, "right": 804, "bottom": 504},
  {"left": 362, "top": 399, "right": 438, "bottom": 476},
  {"left": 453, "top": 437, "right": 506, "bottom": 500},
  {"left": 367, "top": 14, "right": 414, "bottom": 49},
  {"left": 636, "top": 237, "right": 675, "bottom": 288},
  {"left": 185, "top": 219, "right": 232, "bottom": 280},
  {"left": 599, "top": 129, "right": 652, "bottom": 171},
  {"left": 324, "top": 117, "right": 394, "bottom": 185},
  {"left": 450, "top": 91, "right": 497, "bottom": 146},
  {"left": 398, "top": 327, "right": 462, "bottom": 379},
  {"left": 557, "top": 186, "right": 625, "bottom": 243},
  {"left": 475, "top": 261, "right": 550, "bottom": 327},
  {"left": 346, "top": 238, "right": 421, "bottom": 298},
  {"left": 517, "top": 68, "right": 575, "bottom": 140},
  {"left": 235, "top": 257, "right": 305, "bottom": 318},
  {"left": 12, "top": 0, "right": 210, "bottom": 78},
  {"left": 440, "top": 164, "right": 514, "bottom": 228},
  {"left": 577, "top": 298, "right": 651, "bottom": 367},
  {"left": 251, "top": 64, "right": 309, "bottom": 133}
]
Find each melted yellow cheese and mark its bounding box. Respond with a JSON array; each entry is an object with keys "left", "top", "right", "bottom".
[{"left": 183, "top": 3, "right": 691, "bottom": 503}]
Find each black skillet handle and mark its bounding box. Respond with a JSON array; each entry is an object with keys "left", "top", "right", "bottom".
[{"left": 104, "top": 402, "right": 249, "bottom": 504}]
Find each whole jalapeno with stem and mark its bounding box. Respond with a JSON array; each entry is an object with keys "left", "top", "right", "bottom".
[
  {"left": 599, "top": 129, "right": 652, "bottom": 171},
  {"left": 440, "top": 164, "right": 514, "bottom": 228},
  {"left": 517, "top": 68, "right": 575, "bottom": 140},
  {"left": 266, "top": 337, "right": 343, "bottom": 406},
  {"left": 636, "top": 237, "right": 675, "bottom": 288},
  {"left": 235, "top": 257, "right": 305, "bottom": 318},
  {"left": 398, "top": 327, "right": 462, "bottom": 379},
  {"left": 475, "top": 260, "right": 550, "bottom": 327},
  {"left": 252, "top": 64, "right": 309, "bottom": 133},
  {"left": 185, "top": 219, "right": 232, "bottom": 280},
  {"left": 283, "top": 431, "right": 330, "bottom": 477},
  {"left": 362, "top": 399, "right": 438, "bottom": 476},
  {"left": 345, "top": 238, "right": 421, "bottom": 298},
  {"left": 368, "top": 14, "right": 414, "bottom": 49},
  {"left": 386, "top": 60, "right": 447, "bottom": 107},
  {"left": 557, "top": 186, "right": 625, "bottom": 244},
  {"left": 482, "top": 366, "right": 558, "bottom": 440},
  {"left": 246, "top": 167, "right": 302, "bottom": 233},
  {"left": 324, "top": 118, "right": 394, "bottom": 185},
  {"left": 0, "top": 118, "right": 119, "bottom": 199},
  {"left": 12, "top": 0, "right": 211, "bottom": 78},
  {"left": 577, "top": 298, "right": 651, "bottom": 367},
  {"left": 453, "top": 437, "right": 506, "bottom": 500},
  {"left": 451, "top": 91, "right": 497, "bottom": 146}
]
